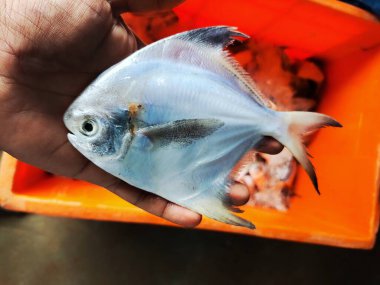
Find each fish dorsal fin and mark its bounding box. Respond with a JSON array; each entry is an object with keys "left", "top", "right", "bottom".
[
  {"left": 219, "top": 49, "right": 274, "bottom": 108},
  {"left": 176, "top": 26, "right": 247, "bottom": 48},
  {"left": 129, "top": 26, "right": 273, "bottom": 108}
]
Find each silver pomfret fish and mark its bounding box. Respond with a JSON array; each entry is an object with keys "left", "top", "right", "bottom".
[{"left": 64, "top": 26, "right": 341, "bottom": 229}]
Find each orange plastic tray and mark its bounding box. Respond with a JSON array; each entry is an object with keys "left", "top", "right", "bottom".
[{"left": 1, "top": 0, "right": 380, "bottom": 248}]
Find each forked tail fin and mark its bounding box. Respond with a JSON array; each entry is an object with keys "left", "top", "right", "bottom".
[{"left": 275, "top": 111, "right": 342, "bottom": 194}]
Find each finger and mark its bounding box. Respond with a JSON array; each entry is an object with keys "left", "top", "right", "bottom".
[
  {"left": 76, "top": 165, "right": 203, "bottom": 228},
  {"left": 229, "top": 183, "right": 250, "bottom": 206},
  {"left": 254, "top": 136, "right": 284, "bottom": 154},
  {"left": 116, "top": 15, "right": 146, "bottom": 48},
  {"left": 86, "top": 19, "right": 138, "bottom": 72},
  {"left": 68, "top": 156, "right": 202, "bottom": 228},
  {"left": 109, "top": 0, "right": 185, "bottom": 14},
  {"left": 107, "top": 180, "right": 202, "bottom": 228}
]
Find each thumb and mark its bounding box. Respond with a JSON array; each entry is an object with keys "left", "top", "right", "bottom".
[
  {"left": 89, "top": 0, "right": 185, "bottom": 72},
  {"left": 86, "top": 16, "right": 138, "bottom": 72}
]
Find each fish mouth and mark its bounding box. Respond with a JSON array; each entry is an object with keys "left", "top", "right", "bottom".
[
  {"left": 66, "top": 126, "right": 75, "bottom": 140},
  {"left": 64, "top": 110, "right": 78, "bottom": 141},
  {"left": 63, "top": 108, "right": 77, "bottom": 133},
  {"left": 67, "top": 132, "right": 78, "bottom": 146},
  {"left": 67, "top": 132, "right": 89, "bottom": 158}
]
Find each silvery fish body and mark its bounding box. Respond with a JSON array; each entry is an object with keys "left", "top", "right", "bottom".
[{"left": 64, "top": 27, "right": 341, "bottom": 228}]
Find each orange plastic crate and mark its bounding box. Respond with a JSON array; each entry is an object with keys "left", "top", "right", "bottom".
[{"left": 1, "top": 0, "right": 380, "bottom": 248}]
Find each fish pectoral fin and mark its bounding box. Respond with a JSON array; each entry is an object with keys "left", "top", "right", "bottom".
[{"left": 140, "top": 119, "right": 224, "bottom": 147}]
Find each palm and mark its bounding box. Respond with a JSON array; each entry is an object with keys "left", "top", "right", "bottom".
[
  {"left": 0, "top": 0, "right": 136, "bottom": 173},
  {"left": 0, "top": 0, "right": 281, "bottom": 227}
]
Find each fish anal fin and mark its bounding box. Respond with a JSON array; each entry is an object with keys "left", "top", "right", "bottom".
[
  {"left": 177, "top": 182, "right": 254, "bottom": 229},
  {"left": 182, "top": 191, "right": 255, "bottom": 229}
]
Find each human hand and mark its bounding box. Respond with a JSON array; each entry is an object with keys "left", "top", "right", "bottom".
[{"left": 0, "top": 0, "right": 282, "bottom": 227}]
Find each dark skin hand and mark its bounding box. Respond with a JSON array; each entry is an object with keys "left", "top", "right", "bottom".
[{"left": 0, "top": 0, "right": 283, "bottom": 227}]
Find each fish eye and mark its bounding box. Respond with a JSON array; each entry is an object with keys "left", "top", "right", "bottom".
[{"left": 80, "top": 119, "right": 98, "bottom": 136}]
